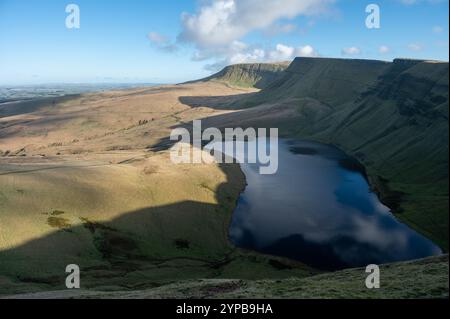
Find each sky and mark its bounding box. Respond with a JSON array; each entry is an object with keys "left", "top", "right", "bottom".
[{"left": 0, "top": 0, "right": 448, "bottom": 85}]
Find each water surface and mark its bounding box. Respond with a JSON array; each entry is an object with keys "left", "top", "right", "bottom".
[{"left": 225, "top": 139, "right": 441, "bottom": 270}]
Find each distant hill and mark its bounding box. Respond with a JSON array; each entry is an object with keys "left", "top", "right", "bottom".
[
  {"left": 203, "top": 57, "right": 449, "bottom": 250},
  {"left": 187, "top": 62, "right": 290, "bottom": 89}
]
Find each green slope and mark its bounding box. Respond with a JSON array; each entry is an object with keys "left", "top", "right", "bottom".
[
  {"left": 243, "top": 57, "right": 391, "bottom": 106},
  {"left": 211, "top": 57, "right": 449, "bottom": 250},
  {"left": 187, "top": 62, "right": 290, "bottom": 89},
  {"left": 5, "top": 255, "right": 447, "bottom": 299}
]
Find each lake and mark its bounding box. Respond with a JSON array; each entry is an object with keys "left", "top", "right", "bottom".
[{"left": 223, "top": 138, "right": 442, "bottom": 270}]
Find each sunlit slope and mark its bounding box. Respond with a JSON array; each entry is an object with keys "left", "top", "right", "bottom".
[
  {"left": 187, "top": 62, "right": 290, "bottom": 89},
  {"left": 0, "top": 83, "right": 315, "bottom": 295},
  {"left": 0, "top": 83, "right": 257, "bottom": 156},
  {"left": 0, "top": 153, "right": 226, "bottom": 273},
  {"left": 207, "top": 57, "right": 449, "bottom": 250}
]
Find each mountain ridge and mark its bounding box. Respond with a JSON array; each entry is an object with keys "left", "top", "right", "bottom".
[
  {"left": 199, "top": 56, "right": 449, "bottom": 250},
  {"left": 186, "top": 61, "right": 290, "bottom": 89}
]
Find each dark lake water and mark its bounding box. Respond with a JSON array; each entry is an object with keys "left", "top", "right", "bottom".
[{"left": 225, "top": 139, "right": 442, "bottom": 270}]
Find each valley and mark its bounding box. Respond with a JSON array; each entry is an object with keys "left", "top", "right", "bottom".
[{"left": 0, "top": 57, "right": 448, "bottom": 299}]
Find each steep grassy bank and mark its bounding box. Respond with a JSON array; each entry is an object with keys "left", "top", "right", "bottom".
[
  {"left": 205, "top": 57, "right": 449, "bottom": 251},
  {"left": 187, "top": 62, "right": 290, "bottom": 89}
]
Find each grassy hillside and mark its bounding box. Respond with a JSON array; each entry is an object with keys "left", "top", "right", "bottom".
[
  {"left": 204, "top": 57, "right": 449, "bottom": 251},
  {"left": 0, "top": 83, "right": 316, "bottom": 297},
  {"left": 4, "top": 255, "right": 447, "bottom": 299},
  {"left": 0, "top": 58, "right": 447, "bottom": 298},
  {"left": 188, "top": 62, "right": 290, "bottom": 89},
  {"left": 241, "top": 58, "right": 390, "bottom": 106}
]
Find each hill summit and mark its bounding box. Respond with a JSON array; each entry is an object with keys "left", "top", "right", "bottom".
[{"left": 188, "top": 62, "right": 290, "bottom": 89}]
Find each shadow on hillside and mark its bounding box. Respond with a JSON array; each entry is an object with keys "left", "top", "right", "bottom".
[
  {"left": 147, "top": 101, "right": 300, "bottom": 154},
  {"left": 0, "top": 95, "right": 82, "bottom": 118},
  {"left": 178, "top": 91, "right": 257, "bottom": 110},
  {"left": 151, "top": 89, "right": 296, "bottom": 153},
  {"left": 0, "top": 164, "right": 245, "bottom": 294}
]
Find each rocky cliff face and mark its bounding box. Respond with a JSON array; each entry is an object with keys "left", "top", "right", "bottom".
[{"left": 189, "top": 62, "right": 290, "bottom": 89}]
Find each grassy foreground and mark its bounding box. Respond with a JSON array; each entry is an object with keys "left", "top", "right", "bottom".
[{"left": 3, "top": 255, "right": 447, "bottom": 299}]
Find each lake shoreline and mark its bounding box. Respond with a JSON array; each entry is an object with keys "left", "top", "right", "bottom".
[
  {"left": 225, "top": 138, "right": 442, "bottom": 270},
  {"left": 280, "top": 134, "right": 447, "bottom": 253}
]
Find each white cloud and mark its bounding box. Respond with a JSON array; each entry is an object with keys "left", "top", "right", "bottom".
[
  {"left": 296, "top": 45, "right": 318, "bottom": 57},
  {"left": 263, "top": 23, "right": 297, "bottom": 36},
  {"left": 179, "top": 0, "right": 334, "bottom": 48},
  {"left": 228, "top": 42, "right": 266, "bottom": 64},
  {"left": 378, "top": 45, "right": 390, "bottom": 54},
  {"left": 407, "top": 43, "right": 423, "bottom": 51},
  {"left": 399, "top": 0, "right": 448, "bottom": 4},
  {"left": 147, "top": 32, "right": 168, "bottom": 44},
  {"left": 242, "top": 43, "right": 318, "bottom": 63},
  {"left": 268, "top": 44, "right": 295, "bottom": 60},
  {"left": 433, "top": 25, "right": 444, "bottom": 33},
  {"left": 341, "top": 47, "right": 361, "bottom": 56},
  {"left": 147, "top": 32, "right": 179, "bottom": 52},
  {"left": 176, "top": 0, "right": 332, "bottom": 70},
  {"left": 146, "top": 1, "right": 330, "bottom": 71},
  {"left": 203, "top": 43, "right": 318, "bottom": 71}
]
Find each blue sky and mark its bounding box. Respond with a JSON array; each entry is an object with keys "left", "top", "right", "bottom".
[{"left": 0, "top": 0, "right": 448, "bottom": 85}]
